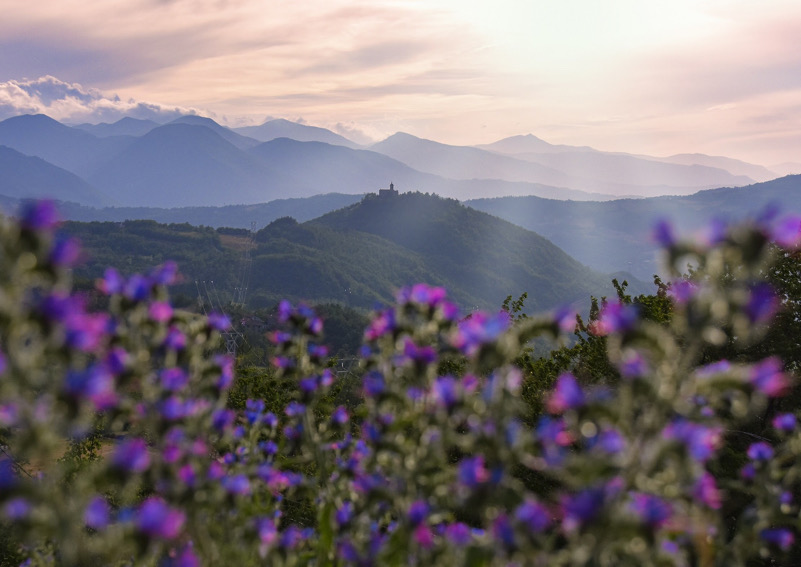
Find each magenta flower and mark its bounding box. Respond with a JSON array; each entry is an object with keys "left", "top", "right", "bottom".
[
  {"left": 492, "top": 514, "right": 515, "bottom": 549},
  {"left": 222, "top": 474, "right": 251, "bottom": 495},
  {"left": 136, "top": 497, "right": 185, "bottom": 540},
  {"left": 148, "top": 301, "right": 173, "bottom": 323},
  {"left": 413, "top": 524, "right": 434, "bottom": 549},
  {"left": 693, "top": 472, "right": 722, "bottom": 509},
  {"left": 364, "top": 308, "right": 396, "bottom": 341},
  {"left": 432, "top": 375, "right": 459, "bottom": 409},
  {"left": 547, "top": 372, "right": 585, "bottom": 413},
  {"left": 750, "top": 357, "right": 791, "bottom": 397},
  {"left": 397, "top": 283, "right": 447, "bottom": 307},
  {"left": 553, "top": 305, "right": 577, "bottom": 333}
]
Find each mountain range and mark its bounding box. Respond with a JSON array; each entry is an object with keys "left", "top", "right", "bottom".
[{"left": 0, "top": 112, "right": 786, "bottom": 209}]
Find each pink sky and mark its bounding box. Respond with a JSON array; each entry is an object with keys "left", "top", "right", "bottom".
[{"left": 1, "top": 0, "right": 801, "bottom": 166}]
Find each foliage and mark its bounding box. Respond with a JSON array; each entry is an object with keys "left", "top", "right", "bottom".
[{"left": 1, "top": 202, "right": 801, "bottom": 565}]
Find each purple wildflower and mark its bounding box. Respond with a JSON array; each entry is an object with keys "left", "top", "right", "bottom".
[
  {"left": 178, "top": 464, "right": 196, "bottom": 487},
  {"left": 619, "top": 349, "right": 649, "bottom": 378},
  {"left": 331, "top": 405, "right": 349, "bottom": 426},
  {"left": 215, "top": 354, "right": 234, "bottom": 389},
  {"left": 364, "top": 308, "right": 396, "bottom": 341},
  {"left": 0, "top": 351, "right": 5, "bottom": 376},
  {"left": 746, "top": 283, "right": 780, "bottom": 324},
  {"left": 285, "top": 401, "right": 305, "bottom": 417},
  {"left": 3, "top": 498, "right": 30, "bottom": 520},
  {"left": 160, "top": 367, "right": 189, "bottom": 391},
  {"left": 589, "top": 301, "right": 638, "bottom": 336},
  {"left": 149, "top": 261, "right": 179, "bottom": 285},
  {"left": 397, "top": 283, "right": 447, "bottom": 307},
  {"left": 663, "top": 419, "right": 722, "bottom": 462},
  {"left": 515, "top": 499, "right": 552, "bottom": 532},
  {"left": 561, "top": 488, "right": 605, "bottom": 531},
  {"left": 0, "top": 457, "right": 15, "bottom": 489},
  {"left": 432, "top": 375, "right": 459, "bottom": 409},
  {"left": 112, "top": 438, "right": 151, "bottom": 473},
  {"left": 136, "top": 497, "right": 185, "bottom": 540},
  {"left": 445, "top": 522, "right": 472, "bottom": 545},
  {"left": 163, "top": 326, "right": 187, "bottom": 350},
  {"left": 492, "top": 514, "right": 515, "bottom": 549},
  {"left": 596, "top": 428, "right": 626, "bottom": 454},
  {"left": 207, "top": 312, "right": 231, "bottom": 331},
  {"left": 98, "top": 267, "right": 124, "bottom": 295},
  {"left": 747, "top": 442, "right": 774, "bottom": 461},
  {"left": 458, "top": 455, "right": 490, "bottom": 487},
  {"left": 105, "top": 347, "right": 129, "bottom": 374},
  {"left": 408, "top": 500, "right": 429, "bottom": 526},
  {"left": 335, "top": 501, "right": 354, "bottom": 526},
  {"left": 772, "top": 413, "right": 796, "bottom": 433},
  {"left": 222, "top": 474, "right": 251, "bottom": 495},
  {"left": 20, "top": 200, "right": 59, "bottom": 231},
  {"left": 760, "top": 528, "right": 795, "bottom": 551},
  {"left": 770, "top": 215, "right": 801, "bottom": 248},
  {"left": 124, "top": 274, "right": 151, "bottom": 301},
  {"left": 212, "top": 408, "right": 235, "bottom": 431},
  {"left": 171, "top": 546, "right": 200, "bottom": 567},
  {"left": 553, "top": 305, "right": 577, "bottom": 333},
  {"left": 50, "top": 236, "right": 82, "bottom": 267},
  {"left": 652, "top": 219, "right": 675, "bottom": 247},
  {"left": 452, "top": 311, "right": 511, "bottom": 355},
  {"left": 65, "top": 364, "right": 117, "bottom": 410},
  {"left": 630, "top": 493, "right": 672, "bottom": 528},
  {"left": 402, "top": 337, "right": 437, "bottom": 365},
  {"left": 547, "top": 372, "right": 585, "bottom": 413},
  {"left": 363, "top": 371, "right": 385, "bottom": 397},
  {"left": 84, "top": 496, "right": 111, "bottom": 530},
  {"left": 0, "top": 403, "right": 17, "bottom": 427},
  {"left": 668, "top": 280, "right": 698, "bottom": 304},
  {"left": 750, "top": 357, "right": 791, "bottom": 397}
]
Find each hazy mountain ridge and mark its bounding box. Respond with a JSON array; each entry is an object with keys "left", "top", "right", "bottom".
[
  {"left": 0, "top": 112, "right": 782, "bottom": 208},
  {"left": 467, "top": 175, "right": 801, "bottom": 279}
]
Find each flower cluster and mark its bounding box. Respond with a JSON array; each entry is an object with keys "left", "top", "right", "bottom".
[{"left": 1, "top": 202, "right": 800, "bottom": 566}]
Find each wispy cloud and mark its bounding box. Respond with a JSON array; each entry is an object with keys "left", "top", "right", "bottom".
[{"left": 0, "top": 76, "right": 197, "bottom": 123}]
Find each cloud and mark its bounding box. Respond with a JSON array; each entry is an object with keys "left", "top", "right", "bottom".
[
  {"left": 0, "top": 76, "right": 199, "bottom": 123},
  {"left": 331, "top": 122, "right": 377, "bottom": 145}
]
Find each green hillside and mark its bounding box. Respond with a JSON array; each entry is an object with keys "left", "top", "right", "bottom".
[{"left": 62, "top": 192, "right": 622, "bottom": 315}]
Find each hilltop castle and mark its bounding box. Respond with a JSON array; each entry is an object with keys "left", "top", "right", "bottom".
[{"left": 378, "top": 182, "right": 398, "bottom": 197}]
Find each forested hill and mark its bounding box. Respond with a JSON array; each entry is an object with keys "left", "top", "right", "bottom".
[
  {"left": 310, "top": 191, "right": 621, "bottom": 311},
  {"left": 61, "top": 192, "right": 629, "bottom": 314}
]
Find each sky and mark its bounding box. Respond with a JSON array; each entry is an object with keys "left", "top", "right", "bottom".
[{"left": 1, "top": 0, "right": 801, "bottom": 166}]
